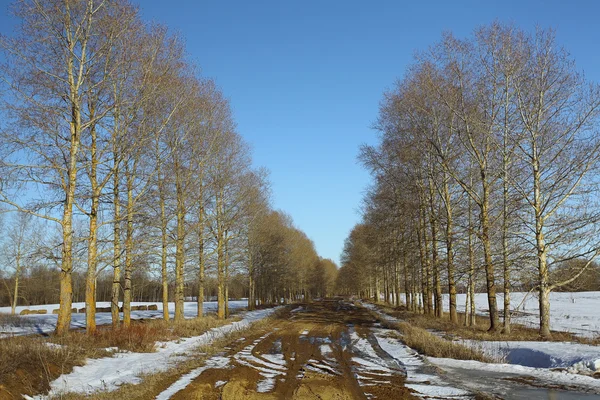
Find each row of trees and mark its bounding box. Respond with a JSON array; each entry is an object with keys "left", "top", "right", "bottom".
[
  {"left": 247, "top": 210, "right": 338, "bottom": 306},
  {"left": 338, "top": 23, "right": 600, "bottom": 338},
  {"left": 0, "top": 266, "right": 252, "bottom": 309},
  {"left": 0, "top": 0, "right": 335, "bottom": 335},
  {"left": 0, "top": 208, "right": 339, "bottom": 310}
]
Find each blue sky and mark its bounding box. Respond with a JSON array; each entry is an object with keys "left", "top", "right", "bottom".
[{"left": 2, "top": 1, "right": 600, "bottom": 265}]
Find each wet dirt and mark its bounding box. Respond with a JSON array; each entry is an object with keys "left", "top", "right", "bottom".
[{"left": 170, "top": 300, "right": 417, "bottom": 399}]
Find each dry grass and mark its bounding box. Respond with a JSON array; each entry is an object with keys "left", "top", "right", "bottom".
[
  {"left": 371, "top": 313, "right": 493, "bottom": 363},
  {"left": 171, "top": 315, "right": 231, "bottom": 337},
  {"left": 45, "top": 315, "right": 234, "bottom": 354},
  {"left": 51, "top": 324, "right": 167, "bottom": 353},
  {"left": 375, "top": 303, "right": 596, "bottom": 344},
  {"left": 0, "top": 335, "right": 103, "bottom": 398},
  {"left": 0, "top": 313, "right": 37, "bottom": 328},
  {"left": 393, "top": 321, "right": 493, "bottom": 362}
]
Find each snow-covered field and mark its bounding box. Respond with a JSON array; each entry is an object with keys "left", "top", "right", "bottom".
[
  {"left": 437, "top": 291, "right": 600, "bottom": 338},
  {"left": 0, "top": 300, "right": 248, "bottom": 337}
]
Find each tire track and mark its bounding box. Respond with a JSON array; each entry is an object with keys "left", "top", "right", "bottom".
[{"left": 162, "top": 301, "right": 452, "bottom": 399}]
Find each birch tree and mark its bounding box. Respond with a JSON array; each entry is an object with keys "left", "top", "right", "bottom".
[
  {"left": 1, "top": 212, "right": 36, "bottom": 314},
  {"left": 513, "top": 28, "right": 600, "bottom": 338},
  {"left": 0, "top": 0, "right": 113, "bottom": 335}
]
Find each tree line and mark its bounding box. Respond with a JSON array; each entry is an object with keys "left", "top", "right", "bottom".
[
  {"left": 0, "top": 0, "right": 337, "bottom": 335},
  {"left": 337, "top": 23, "right": 600, "bottom": 338}
]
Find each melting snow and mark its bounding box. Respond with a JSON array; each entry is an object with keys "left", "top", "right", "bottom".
[
  {"left": 373, "top": 329, "right": 471, "bottom": 399},
  {"left": 459, "top": 339, "right": 600, "bottom": 374},
  {"left": 256, "top": 376, "right": 276, "bottom": 392},
  {"left": 320, "top": 344, "right": 334, "bottom": 358},
  {"left": 155, "top": 356, "right": 230, "bottom": 400},
  {"left": 431, "top": 357, "right": 600, "bottom": 393}
]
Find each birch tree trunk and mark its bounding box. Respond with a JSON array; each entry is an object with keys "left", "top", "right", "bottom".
[
  {"left": 427, "top": 179, "right": 442, "bottom": 318},
  {"left": 111, "top": 150, "right": 122, "bottom": 327},
  {"left": 502, "top": 139, "right": 512, "bottom": 334},
  {"left": 467, "top": 194, "right": 476, "bottom": 327},
  {"left": 215, "top": 185, "right": 226, "bottom": 319},
  {"left": 85, "top": 119, "right": 99, "bottom": 334},
  {"left": 248, "top": 239, "right": 255, "bottom": 311},
  {"left": 443, "top": 177, "right": 457, "bottom": 323},
  {"left": 481, "top": 176, "right": 500, "bottom": 331},
  {"left": 174, "top": 164, "right": 186, "bottom": 322},
  {"left": 11, "top": 251, "right": 21, "bottom": 316},
  {"left": 533, "top": 151, "right": 552, "bottom": 338},
  {"left": 197, "top": 185, "right": 205, "bottom": 318},
  {"left": 56, "top": 76, "right": 81, "bottom": 336},
  {"left": 123, "top": 171, "right": 134, "bottom": 328}
]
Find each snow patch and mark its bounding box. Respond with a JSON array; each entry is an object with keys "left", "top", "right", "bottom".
[
  {"left": 155, "top": 356, "right": 230, "bottom": 400},
  {"left": 431, "top": 357, "right": 600, "bottom": 392},
  {"left": 406, "top": 383, "right": 471, "bottom": 398},
  {"left": 256, "top": 376, "right": 276, "bottom": 392},
  {"left": 460, "top": 339, "right": 600, "bottom": 374}
]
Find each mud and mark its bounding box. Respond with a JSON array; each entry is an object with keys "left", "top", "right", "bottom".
[{"left": 170, "top": 300, "right": 417, "bottom": 399}]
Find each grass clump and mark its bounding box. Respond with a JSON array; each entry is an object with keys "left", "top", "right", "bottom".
[{"left": 388, "top": 320, "right": 493, "bottom": 362}]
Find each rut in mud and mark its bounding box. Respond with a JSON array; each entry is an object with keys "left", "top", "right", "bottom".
[{"left": 160, "top": 300, "right": 466, "bottom": 400}]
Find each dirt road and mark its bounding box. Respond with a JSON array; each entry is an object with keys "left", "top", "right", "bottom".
[{"left": 162, "top": 300, "right": 448, "bottom": 399}]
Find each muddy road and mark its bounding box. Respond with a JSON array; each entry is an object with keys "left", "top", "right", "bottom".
[{"left": 160, "top": 300, "right": 469, "bottom": 400}]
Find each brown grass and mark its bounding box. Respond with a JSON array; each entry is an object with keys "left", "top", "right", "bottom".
[
  {"left": 171, "top": 315, "right": 231, "bottom": 338},
  {"left": 394, "top": 321, "right": 492, "bottom": 362},
  {"left": 370, "top": 311, "right": 492, "bottom": 363},
  {"left": 52, "top": 324, "right": 166, "bottom": 353},
  {"left": 0, "top": 335, "right": 104, "bottom": 398},
  {"left": 45, "top": 315, "right": 234, "bottom": 354}
]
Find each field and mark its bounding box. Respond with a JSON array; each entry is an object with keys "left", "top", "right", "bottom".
[
  {"left": 440, "top": 291, "right": 600, "bottom": 338},
  {"left": 0, "top": 301, "right": 248, "bottom": 337}
]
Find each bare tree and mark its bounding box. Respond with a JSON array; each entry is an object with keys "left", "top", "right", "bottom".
[
  {"left": 206, "top": 131, "right": 254, "bottom": 319},
  {"left": 1, "top": 212, "right": 37, "bottom": 314},
  {"left": 512, "top": 28, "right": 600, "bottom": 338},
  {"left": 0, "top": 0, "right": 116, "bottom": 335}
]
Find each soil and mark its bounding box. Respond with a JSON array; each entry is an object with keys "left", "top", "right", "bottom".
[{"left": 171, "top": 300, "right": 417, "bottom": 399}]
